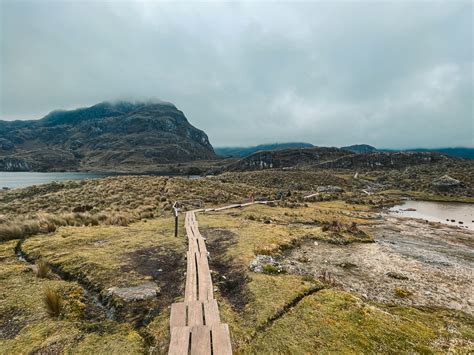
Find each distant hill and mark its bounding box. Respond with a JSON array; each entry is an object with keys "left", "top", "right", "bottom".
[
  {"left": 341, "top": 144, "right": 473, "bottom": 160},
  {"left": 221, "top": 146, "right": 468, "bottom": 173},
  {"left": 0, "top": 100, "right": 216, "bottom": 172},
  {"left": 400, "top": 148, "right": 474, "bottom": 160},
  {"left": 341, "top": 144, "right": 377, "bottom": 154},
  {"left": 224, "top": 147, "right": 351, "bottom": 171},
  {"left": 215, "top": 142, "right": 314, "bottom": 157}
]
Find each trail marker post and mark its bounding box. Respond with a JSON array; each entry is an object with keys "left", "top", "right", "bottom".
[{"left": 172, "top": 202, "right": 179, "bottom": 237}]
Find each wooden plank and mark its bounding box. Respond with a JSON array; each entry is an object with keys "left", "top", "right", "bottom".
[
  {"left": 197, "top": 237, "right": 207, "bottom": 255},
  {"left": 198, "top": 253, "right": 213, "bottom": 301},
  {"left": 170, "top": 302, "right": 187, "bottom": 329},
  {"left": 203, "top": 299, "right": 220, "bottom": 326},
  {"left": 190, "top": 326, "right": 211, "bottom": 355},
  {"left": 168, "top": 326, "right": 190, "bottom": 355},
  {"left": 185, "top": 251, "right": 197, "bottom": 302},
  {"left": 187, "top": 301, "right": 204, "bottom": 326},
  {"left": 211, "top": 324, "right": 232, "bottom": 355}
]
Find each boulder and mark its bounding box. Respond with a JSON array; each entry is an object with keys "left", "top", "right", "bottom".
[
  {"left": 317, "top": 185, "right": 344, "bottom": 193},
  {"left": 432, "top": 175, "right": 461, "bottom": 190},
  {"left": 107, "top": 283, "right": 159, "bottom": 301}
]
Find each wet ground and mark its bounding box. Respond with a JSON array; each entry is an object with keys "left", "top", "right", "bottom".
[
  {"left": 280, "top": 215, "right": 474, "bottom": 314},
  {"left": 389, "top": 200, "right": 474, "bottom": 230}
]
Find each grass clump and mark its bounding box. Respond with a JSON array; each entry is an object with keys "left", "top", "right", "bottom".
[
  {"left": 0, "top": 223, "right": 23, "bottom": 241},
  {"left": 35, "top": 259, "right": 50, "bottom": 278},
  {"left": 262, "top": 264, "right": 283, "bottom": 275},
  {"left": 44, "top": 288, "right": 63, "bottom": 318},
  {"left": 394, "top": 287, "right": 412, "bottom": 298}
]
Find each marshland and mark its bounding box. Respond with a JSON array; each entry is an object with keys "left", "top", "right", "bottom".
[{"left": 1, "top": 168, "right": 473, "bottom": 353}]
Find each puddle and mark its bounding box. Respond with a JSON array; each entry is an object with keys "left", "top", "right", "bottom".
[{"left": 389, "top": 200, "right": 474, "bottom": 230}]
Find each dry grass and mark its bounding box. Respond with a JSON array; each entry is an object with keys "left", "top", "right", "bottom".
[
  {"left": 35, "top": 259, "right": 50, "bottom": 278},
  {"left": 44, "top": 288, "right": 63, "bottom": 318},
  {"left": 0, "top": 241, "right": 145, "bottom": 353}
]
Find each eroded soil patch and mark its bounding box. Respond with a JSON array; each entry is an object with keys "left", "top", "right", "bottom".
[
  {"left": 0, "top": 309, "right": 26, "bottom": 340},
  {"left": 279, "top": 216, "right": 474, "bottom": 314},
  {"left": 121, "top": 246, "right": 185, "bottom": 326},
  {"left": 201, "top": 227, "right": 253, "bottom": 311}
]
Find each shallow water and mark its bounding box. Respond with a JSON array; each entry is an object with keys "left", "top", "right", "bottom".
[
  {"left": 389, "top": 200, "right": 474, "bottom": 230},
  {"left": 0, "top": 172, "right": 114, "bottom": 189}
]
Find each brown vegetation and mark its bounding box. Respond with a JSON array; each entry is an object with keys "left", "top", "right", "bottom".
[{"left": 44, "top": 288, "right": 63, "bottom": 318}]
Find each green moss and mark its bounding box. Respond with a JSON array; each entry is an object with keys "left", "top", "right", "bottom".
[{"left": 248, "top": 289, "right": 474, "bottom": 353}]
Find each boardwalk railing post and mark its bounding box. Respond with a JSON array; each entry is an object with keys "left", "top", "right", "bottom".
[
  {"left": 174, "top": 213, "right": 178, "bottom": 237},
  {"left": 172, "top": 202, "right": 179, "bottom": 237}
]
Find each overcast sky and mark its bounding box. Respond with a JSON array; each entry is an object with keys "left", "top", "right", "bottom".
[{"left": 1, "top": 0, "right": 472, "bottom": 148}]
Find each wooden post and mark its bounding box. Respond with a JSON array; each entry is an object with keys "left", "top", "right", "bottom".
[
  {"left": 174, "top": 213, "right": 178, "bottom": 237},
  {"left": 173, "top": 202, "right": 179, "bottom": 237}
]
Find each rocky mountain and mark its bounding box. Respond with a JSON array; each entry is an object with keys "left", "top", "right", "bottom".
[
  {"left": 215, "top": 142, "right": 314, "bottom": 157},
  {"left": 0, "top": 101, "right": 216, "bottom": 172}
]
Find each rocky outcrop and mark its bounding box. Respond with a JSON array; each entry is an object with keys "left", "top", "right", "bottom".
[
  {"left": 317, "top": 185, "right": 344, "bottom": 193},
  {"left": 226, "top": 147, "right": 351, "bottom": 172},
  {"left": 0, "top": 157, "right": 31, "bottom": 171},
  {"left": 0, "top": 100, "right": 216, "bottom": 171},
  {"left": 316, "top": 152, "right": 450, "bottom": 170},
  {"left": 432, "top": 175, "right": 462, "bottom": 190}
]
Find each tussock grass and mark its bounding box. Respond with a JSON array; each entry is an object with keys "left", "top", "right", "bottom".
[
  {"left": 44, "top": 288, "right": 63, "bottom": 318},
  {"left": 0, "top": 241, "right": 145, "bottom": 353},
  {"left": 35, "top": 259, "right": 50, "bottom": 278},
  {"left": 0, "top": 223, "right": 23, "bottom": 241}
]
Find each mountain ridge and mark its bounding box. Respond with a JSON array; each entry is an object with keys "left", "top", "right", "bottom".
[{"left": 0, "top": 101, "right": 216, "bottom": 172}]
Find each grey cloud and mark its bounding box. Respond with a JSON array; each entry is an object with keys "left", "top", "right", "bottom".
[{"left": 1, "top": 0, "right": 472, "bottom": 149}]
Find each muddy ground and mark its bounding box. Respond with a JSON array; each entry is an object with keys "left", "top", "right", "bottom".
[
  {"left": 280, "top": 215, "right": 473, "bottom": 314},
  {"left": 201, "top": 227, "right": 253, "bottom": 311}
]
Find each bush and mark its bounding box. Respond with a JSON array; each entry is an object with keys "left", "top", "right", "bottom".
[{"left": 44, "top": 288, "right": 63, "bottom": 318}]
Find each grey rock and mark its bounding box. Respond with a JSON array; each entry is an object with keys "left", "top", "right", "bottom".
[
  {"left": 107, "top": 282, "right": 159, "bottom": 301},
  {"left": 249, "top": 255, "right": 282, "bottom": 273},
  {"left": 432, "top": 175, "right": 461, "bottom": 190},
  {"left": 317, "top": 185, "right": 344, "bottom": 193}
]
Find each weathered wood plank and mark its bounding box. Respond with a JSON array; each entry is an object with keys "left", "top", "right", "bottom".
[
  {"left": 197, "top": 237, "right": 207, "bottom": 255},
  {"left": 203, "top": 299, "right": 220, "bottom": 326},
  {"left": 170, "top": 302, "right": 187, "bottom": 329},
  {"left": 191, "top": 326, "right": 211, "bottom": 355},
  {"left": 168, "top": 326, "right": 190, "bottom": 355},
  {"left": 187, "top": 301, "right": 204, "bottom": 326},
  {"left": 198, "top": 253, "right": 213, "bottom": 301},
  {"left": 211, "top": 324, "right": 232, "bottom": 355},
  {"left": 185, "top": 251, "right": 197, "bottom": 302}
]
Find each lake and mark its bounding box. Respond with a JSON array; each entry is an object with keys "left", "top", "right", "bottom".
[
  {"left": 0, "top": 172, "right": 203, "bottom": 189},
  {"left": 389, "top": 200, "right": 474, "bottom": 231},
  {"left": 0, "top": 172, "right": 114, "bottom": 189}
]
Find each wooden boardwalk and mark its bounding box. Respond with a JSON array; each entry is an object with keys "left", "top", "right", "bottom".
[{"left": 168, "top": 211, "right": 232, "bottom": 355}]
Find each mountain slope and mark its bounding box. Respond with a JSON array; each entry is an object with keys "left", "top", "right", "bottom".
[
  {"left": 225, "top": 147, "right": 352, "bottom": 171},
  {"left": 0, "top": 101, "right": 216, "bottom": 172},
  {"left": 215, "top": 142, "right": 314, "bottom": 157}
]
